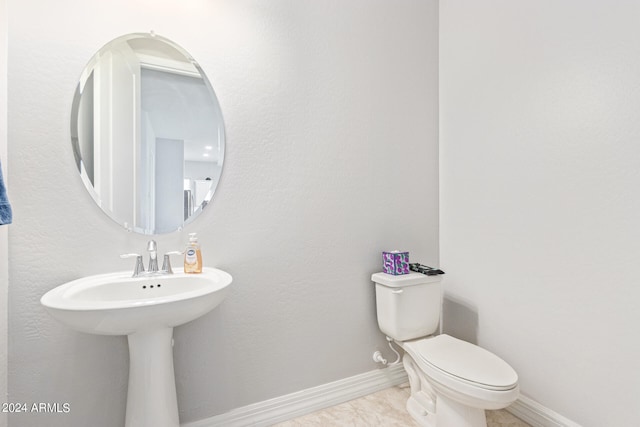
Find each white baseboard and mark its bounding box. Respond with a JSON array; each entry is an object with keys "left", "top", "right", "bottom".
[
  {"left": 181, "top": 363, "right": 408, "bottom": 427},
  {"left": 506, "top": 395, "right": 582, "bottom": 427},
  {"left": 182, "top": 364, "right": 581, "bottom": 427}
]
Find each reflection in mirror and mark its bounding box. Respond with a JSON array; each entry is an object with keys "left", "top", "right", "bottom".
[{"left": 71, "top": 33, "right": 225, "bottom": 235}]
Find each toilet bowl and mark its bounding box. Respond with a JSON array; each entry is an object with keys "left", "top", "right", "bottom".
[
  {"left": 372, "top": 272, "right": 519, "bottom": 427},
  {"left": 400, "top": 334, "right": 519, "bottom": 427}
]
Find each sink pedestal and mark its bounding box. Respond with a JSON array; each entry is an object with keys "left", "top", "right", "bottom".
[{"left": 126, "top": 328, "right": 178, "bottom": 427}]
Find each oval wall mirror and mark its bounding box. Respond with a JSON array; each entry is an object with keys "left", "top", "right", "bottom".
[{"left": 70, "top": 33, "right": 225, "bottom": 235}]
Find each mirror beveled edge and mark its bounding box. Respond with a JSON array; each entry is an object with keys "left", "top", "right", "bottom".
[{"left": 70, "top": 32, "right": 226, "bottom": 235}]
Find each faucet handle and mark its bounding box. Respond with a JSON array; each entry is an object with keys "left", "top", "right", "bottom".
[
  {"left": 120, "top": 253, "right": 145, "bottom": 277},
  {"left": 161, "top": 251, "right": 183, "bottom": 274}
]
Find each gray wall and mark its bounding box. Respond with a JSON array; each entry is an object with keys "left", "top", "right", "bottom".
[
  {"left": 440, "top": 2, "right": 640, "bottom": 426},
  {"left": 7, "top": 1, "right": 439, "bottom": 426}
]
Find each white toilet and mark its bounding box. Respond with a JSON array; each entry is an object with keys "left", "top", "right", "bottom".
[{"left": 372, "top": 272, "right": 519, "bottom": 427}]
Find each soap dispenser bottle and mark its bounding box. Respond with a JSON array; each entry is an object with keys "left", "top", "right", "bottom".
[{"left": 184, "top": 233, "right": 203, "bottom": 274}]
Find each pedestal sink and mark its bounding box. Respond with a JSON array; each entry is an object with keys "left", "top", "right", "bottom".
[{"left": 40, "top": 267, "right": 232, "bottom": 427}]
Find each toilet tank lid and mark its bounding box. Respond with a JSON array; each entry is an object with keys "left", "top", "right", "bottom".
[{"left": 372, "top": 272, "right": 442, "bottom": 288}]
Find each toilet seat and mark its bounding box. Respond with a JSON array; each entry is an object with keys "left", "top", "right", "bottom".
[{"left": 403, "top": 334, "right": 518, "bottom": 392}]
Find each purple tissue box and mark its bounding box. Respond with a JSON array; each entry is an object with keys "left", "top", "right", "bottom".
[{"left": 382, "top": 251, "right": 410, "bottom": 275}]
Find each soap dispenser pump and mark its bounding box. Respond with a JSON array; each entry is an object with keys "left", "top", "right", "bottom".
[{"left": 184, "top": 233, "right": 203, "bottom": 274}]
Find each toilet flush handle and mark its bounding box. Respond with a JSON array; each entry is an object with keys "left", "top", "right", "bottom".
[{"left": 392, "top": 289, "right": 403, "bottom": 294}]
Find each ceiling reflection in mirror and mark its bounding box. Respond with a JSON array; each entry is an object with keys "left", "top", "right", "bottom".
[{"left": 71, "top": 33, "right": 225, "bottom": 235}]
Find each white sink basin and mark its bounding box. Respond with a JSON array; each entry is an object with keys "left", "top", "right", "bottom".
[
  {"left": 40, "top": 267, "right": 232, "bottom": 427},
  {"left": 41, "top": 267, "right": 232, "bottom": 335}
]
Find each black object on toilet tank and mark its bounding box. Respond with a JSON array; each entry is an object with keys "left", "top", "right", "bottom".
[{"left": 409, "top": 263, "right": 445, "bottom": 276}]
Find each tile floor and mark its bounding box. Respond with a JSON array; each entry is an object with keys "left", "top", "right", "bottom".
[{"left": 273, "top": 383, "right": 531, "bottom": 427}]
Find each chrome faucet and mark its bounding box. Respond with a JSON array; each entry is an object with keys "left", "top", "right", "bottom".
[
  {"left": 121, "top": 241, "right": 181, "bottom": 277},
  {"left": 147, "top": 240, "right": 159, "bottom": 273}
]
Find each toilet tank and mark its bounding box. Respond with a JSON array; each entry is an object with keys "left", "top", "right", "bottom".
[{"left": 372, "top": 272, "right": 442, "bottom": 341}]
